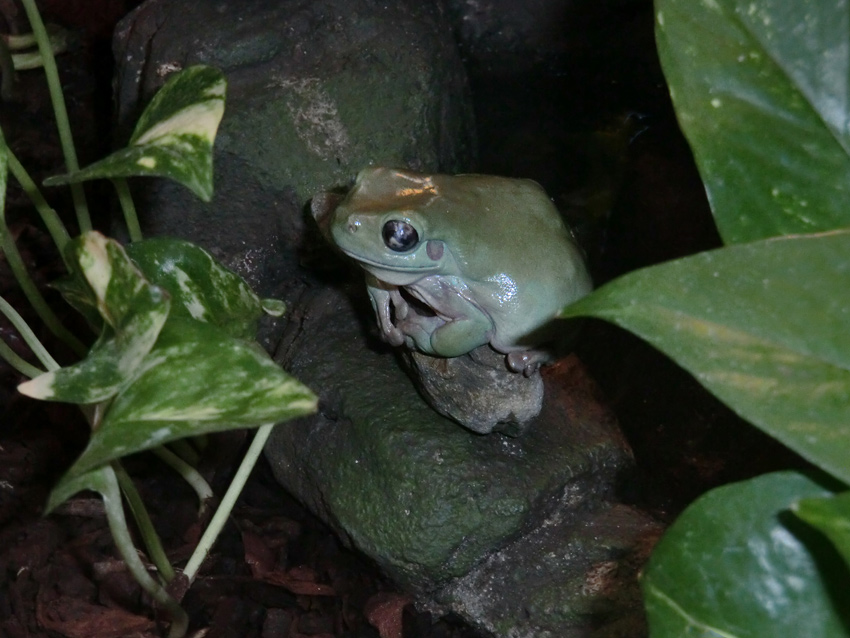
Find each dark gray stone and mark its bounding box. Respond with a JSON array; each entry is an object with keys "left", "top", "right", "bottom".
[
  {"left": 448, "top": 0, "right": 570, "bottom": 70},
  {"left": 401, "top": 346, "right": 543, "bottom": 435},
  {"left": 445, "top": 0, "right": 646, "bottom": 73},
  {"left": 112, "top": 3, "right": 657, "bottom": 635},
  {"left": 265, "top": 282, "right": 653, "bottom": 636},
  {"left": 434, "top": 504, "right": 660, "bottom": 637},
  {"left": 112, "top": 0, "right": 475, "bottom": 296}
]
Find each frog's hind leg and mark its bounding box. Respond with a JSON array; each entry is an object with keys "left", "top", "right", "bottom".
[{"left": 425, "top": 314, "right": 493, "bottom": 358}]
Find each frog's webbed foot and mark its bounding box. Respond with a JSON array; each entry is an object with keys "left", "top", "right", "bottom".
[
  {"left": 368, "top": 280, "right": 438, "bottom": 348},
  {"left": 384, "top": 288, "right": 415, "bottom": 346},
  {"left": 367, "top": 279, "right": 407, "bottom": 346},
  {"left": 506, "top": 349, "right": 551, "bottom": 377}
]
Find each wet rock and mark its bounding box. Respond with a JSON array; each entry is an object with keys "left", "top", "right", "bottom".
[
  {"left": 445, "top": 0, "right": 646, "bottom": 73},
  {"left": 447, "top": 0, "right": 574, "bottom": 71},
  {"left": 112, "top": 2, "right": 658, "bottom": 635},
  {"left": 112, "top": 0, "right": 475, "bottom": 296},
  {"left": 265, "top": 283, "right": 654, "bottom": 635},
  {"left": 401, "top": 346, "right": 543, "bottom": 435},
  {"left": 435, "top": 504, "right": 660, "bottom": 637}
]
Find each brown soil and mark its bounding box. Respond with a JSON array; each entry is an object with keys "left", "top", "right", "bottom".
[{"left": 0, "top": 401, "right": 478, "bottom": 638}]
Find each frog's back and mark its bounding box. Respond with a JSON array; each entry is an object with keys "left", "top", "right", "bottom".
[
  {"left": 429, "top": 173, "right": 591, "bottom": 348},
  {"left": 347, "top": 168, "right": 591, "bottom": 348}
]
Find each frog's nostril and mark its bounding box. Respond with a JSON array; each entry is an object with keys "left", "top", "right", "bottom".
[{"left": 347, "top": 218, "right": 361, "bottom": 233}]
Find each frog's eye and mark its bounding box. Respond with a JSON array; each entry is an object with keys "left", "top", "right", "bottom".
[{"left": 382, "top": 220, "right": 419, "bottom": 252}]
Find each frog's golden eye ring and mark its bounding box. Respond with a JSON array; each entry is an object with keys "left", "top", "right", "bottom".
[{"left": 382, "top": 220, "right": 419, "bottom": 252}]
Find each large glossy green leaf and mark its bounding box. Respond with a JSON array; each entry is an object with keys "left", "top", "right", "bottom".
[
  {"left": 794, "top": 491, "right": 850, "bottom": 568},
  {"left": 18, "top": 232, "right": 170, "bottom": 403},
  {"left": 561, "top": 229, "right": 850, "bottom": 484},
  {"left": 643, "top": 471, "right": 850, "bottom": 637},
  {"left": 44, "top": 66, "right": 225, "bottom": 201},
  {"left": 125, "top": 237, "right": 282, "bottom": 340},
  {"left": 63, "top": 316, "right": 316, "bottom": 477},
  {"left": 655, "top": 0, "right": 850, "bottom": 243}
]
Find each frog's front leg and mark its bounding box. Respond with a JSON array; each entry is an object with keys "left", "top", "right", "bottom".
[
  {"left": 365, "top": 275, "right": 406, "bottom": 346},
  {"left": 428, "top": 314, "right": 493, "bottom": 357},
  {"left": 395, "top": 307, "right": 446, "bottom": 353}
]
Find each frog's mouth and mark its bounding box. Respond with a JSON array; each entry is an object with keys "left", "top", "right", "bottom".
[{"left": 339, "top": 248, "right": 439, "bottom": 273}]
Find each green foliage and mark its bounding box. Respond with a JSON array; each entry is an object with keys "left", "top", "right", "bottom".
[
  {"left": 62, "top": 315, "right": 315, "bottom": 479},
  {"left": 45, "top": 463, "right": 119, "bottom": 518},
  {"left": 794, "top": 490, "right": 850, "bottom": 567},
  {"left": 6, "top": 64, "right": 319, "bottom": 506},
  {"left": 0, "top": 40, "right": 314, "bottom": 637},
  {"left": 126, "top": 237, "right": 276, "bottom": 340},
  {"left": 654, "top": 0, "right": 850, "bottom": 244},
  {"left": 18, "top": 232, "right": 315, "bottom": 483},
  {"left": 44, "top": 65, "right": 225, "bottom": 201},
  {"left": 642, "top": 472, "right": 850, "bottom": 637},
  {"left": 19, "top": 233, "right": 170, "bottom": 403},
  {"left": 559, "top": 0, "right": 850, "bottom": 635},
  {"left": 561, "top": 229, "right": 850, "bottom": 485}
]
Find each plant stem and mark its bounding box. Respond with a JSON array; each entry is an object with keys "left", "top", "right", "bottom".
[
  {"left": 0, "top": 34, "right": 15, "bottom": 101},
  {"left": 112, "top": 178, "right": 142, "bottom": 242},
  {"left": 0, "top": 295, "right": 59, "bottom": 371},
  {"left": 9, "top": 25, "right": 71, "bottom": 71},
  {"left": 103, "top": 464, "right": 188, "bottom": 638},
  {"left": 10, "top": 50, "right": 47, "bottom": 71},
  {"left": 5, "top": 141, "right": 70, "bottom": 262},
  {"left": 20, "top": 0, "right": 90, "bottom": 232},
  {"left": 182, "top": 424, "right": 275, "bottom": 583},
  {"left": 168, "top": 439, "right": 201, "bottom": 466},
  {"left": 152, "top": 446, "right": 213, "bottom": 519},
  {"left": 113, "top": 461, "right": 176, "bottom": 584},
  {"left": 0, "top": 220, "right": 86, "bottom": 356},
  {"left": 0, "top": 338, "right": 42, "bottom": 378},
  {"left": 4, "top": 33, "right": 37, "bottom": 50}
]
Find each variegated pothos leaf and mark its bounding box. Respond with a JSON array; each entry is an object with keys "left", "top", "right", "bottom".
[
  {"left": 126, "top": 237, "right": 274, "bottom": 340},
  {"left": 43, "top": 65, "right": 226, "bottom": 201},
  {"left": 62, "top": 317, "right": 316, "bottom": 477},
  {"left": 18, "top": 232, "right": 170, "bottom": 403},
  {"left": 45, "top": 464, "right": 118, "bottom": 515}
]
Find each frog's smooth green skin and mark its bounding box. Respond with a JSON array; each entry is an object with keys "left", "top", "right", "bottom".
[{"left": 313, "top": 167, "right": 592, "bottom": 373}]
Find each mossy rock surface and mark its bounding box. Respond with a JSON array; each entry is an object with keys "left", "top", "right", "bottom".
[
  {"left": 113, "top": 0, "right": 474, "bottom": 295},
  {"left": 267, "top": 285, "right": 635, "bottom": 592}
]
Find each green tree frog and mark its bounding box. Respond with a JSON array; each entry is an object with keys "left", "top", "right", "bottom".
[{"left": 312, "top": 168, "right": 592, "bottom": 374}]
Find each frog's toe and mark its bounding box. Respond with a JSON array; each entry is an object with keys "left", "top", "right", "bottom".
[
  {"left": 506, "top": 350, "right": 548, "bottom": 376},
  {"left": 382, "top": 326, "right": 406, "bottom": 346}
]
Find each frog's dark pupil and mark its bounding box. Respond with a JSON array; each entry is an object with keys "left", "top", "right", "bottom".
[{"left": 382, "top": 220, "right": 419, "bottom": 252}]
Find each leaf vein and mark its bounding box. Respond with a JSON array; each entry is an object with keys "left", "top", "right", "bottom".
[{"left": 646, "top": 582, "right": 740, "bottom": 638}]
